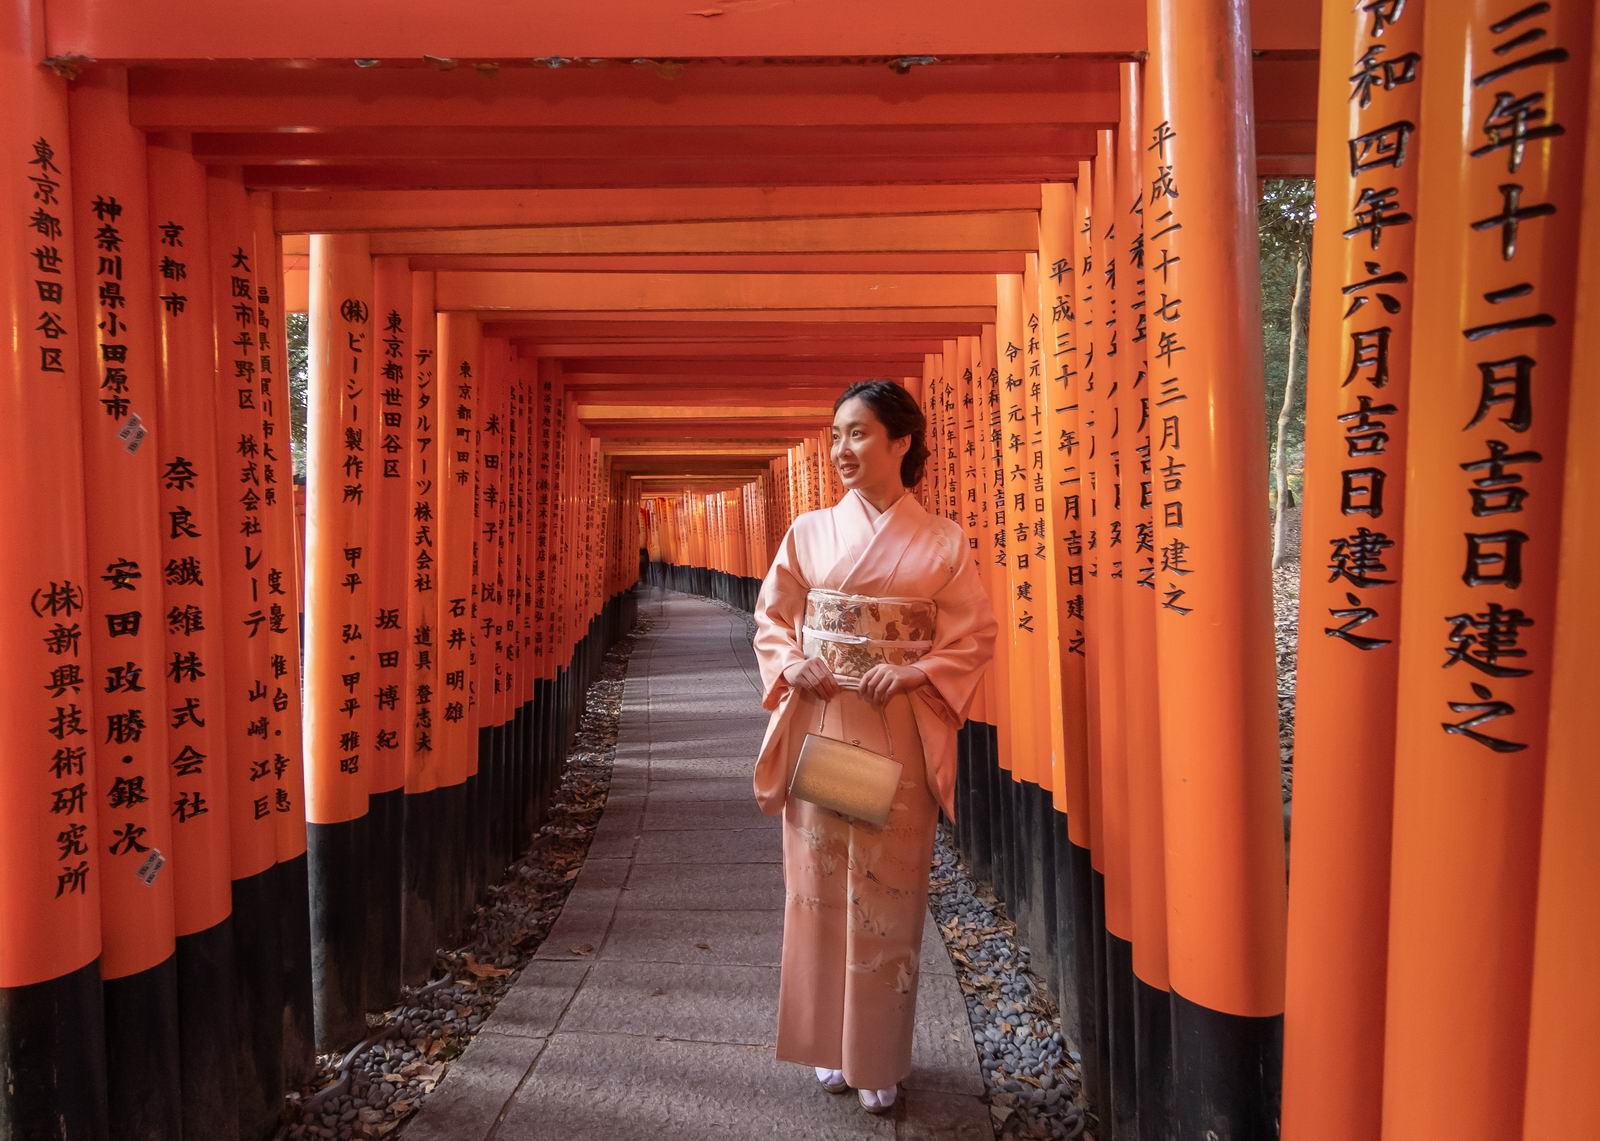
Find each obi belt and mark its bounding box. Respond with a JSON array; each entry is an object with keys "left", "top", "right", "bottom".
[{"left": 801, "top": 589, "right": 936, "bottom": 680}]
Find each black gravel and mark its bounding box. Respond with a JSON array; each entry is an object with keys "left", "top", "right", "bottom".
[
  {"left": 277, "top": 618, "right": 649, "bottom": 1140},
  {"left": 930, "top": 830, "right": 1089, "bottom": 1140}
]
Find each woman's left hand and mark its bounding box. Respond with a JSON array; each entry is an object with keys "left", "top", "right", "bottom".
[{"left": 856, "top": 663, "right": 929, "bottom": 708}]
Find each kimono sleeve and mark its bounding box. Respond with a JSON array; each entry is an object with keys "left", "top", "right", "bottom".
[
  {"left": 752, "top": 521, "right": 810, "bottom": 711},
  {"left": 912, "top": 544, "right": 998, "bottom": 727}
]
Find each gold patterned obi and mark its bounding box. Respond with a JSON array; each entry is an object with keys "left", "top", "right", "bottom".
[{"left": 801, "top": 589, "right": 937, "bottom": 680}]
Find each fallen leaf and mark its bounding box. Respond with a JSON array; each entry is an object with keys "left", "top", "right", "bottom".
[
  {"left": 569, "top": 943, "right": 595, "bottom": 955},
  {"left": 464, "top": 954, "right": 511, "bottom": 979},
  {"left": 694, "top": 942, "right": 711, "bottom": 950}
]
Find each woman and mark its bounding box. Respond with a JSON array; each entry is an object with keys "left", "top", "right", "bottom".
[{"left": 751, "top": 379, "right": 997, "bottom": 1115}]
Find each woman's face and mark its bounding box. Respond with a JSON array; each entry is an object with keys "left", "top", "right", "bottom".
[{"left": 831, "top": 396, "right": 908, "bottom": 491}]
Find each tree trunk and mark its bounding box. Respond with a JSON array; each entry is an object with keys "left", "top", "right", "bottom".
[{"left": 1272, "top": 249, "right": 1309, "bottom": 569}]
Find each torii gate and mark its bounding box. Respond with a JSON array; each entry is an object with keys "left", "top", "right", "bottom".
[{"left": 1, "top": 1, "right": 1594, "bottom": 1139}]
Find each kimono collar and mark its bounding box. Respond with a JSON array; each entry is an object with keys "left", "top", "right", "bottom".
[{"left": 827, "top": 489, "right": 927, "bottom": 594}]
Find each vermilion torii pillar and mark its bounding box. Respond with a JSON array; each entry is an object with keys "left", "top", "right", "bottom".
[
  {"left": 0, "top": 3, "right": 107, "bottom": 1135},
  {"left": 68, "top": 65, "right": 182, "bottom": 1141},
  {"left": 400, "top": 270, "right": 445, "bottom": 983},
  {"left": 1116, "top": 58, "right": 1173, "bottom": 1137},
  {"left": 1144, "top": 0, "right": 1288, "bottom": 1134},
  {"left": 249, "top": 191, "right": 315, "bottom": 1085},
  {"left": 206, "top": 167, "right": 291, "bottom": 1140},
  {"left": 437, "top": 311, "right": 481, "bottom": 927},
  {"left": 1523, "top": 25, "right": 1600, "bottom": 1130},
  {"left": 305, "top": 233, "right": 376, "bottom": 1048},
  {"left": 1281, "top": 1, "right": 1423, "bottom": 1136},
  {"left": 365, "top": 254, "right": 413, "bottom": 1010},
  {"left": 1038, "top": 182, "right": 1093, "bottom": 1055},
  {"left": 1383, "top": 4, "right": 1589, "bottom": 1137},
  {"left": 147, "top": 132, "right": 243, "bottom": 1140}
]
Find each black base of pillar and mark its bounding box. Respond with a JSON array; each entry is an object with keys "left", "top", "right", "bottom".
[
  {"left": 401, "top": 786, "right": 445, "bottom": 985},
  {"left": 1135, "top": 976, "right": 1176, "bottom": 1141},
  {"left": 1084, "top": 866, "right": 1109, "bottom": 1127},
  {"left": 0, "top": 958, "right": 109, "bottom": 1141},
  {"left": 1106, "top": 933, "right": 1138, "bottom": 1140},
  {"left": 275, "top": 853, "right": 316, "bottom": 1088},
  {"left": 177, "top": 918, "right": 241, "bottom": 1141},
  {"left": 231, "top": 868, "right": 287, "bottom": 1141},
  {"left": 1029, "top": 782, "right": 1059, "bottom": 985},
  {"left": 438, "top": 780, "right": 468, "bottom": 943},
  {"left": 104, "top": 954, "right": 182, "bottom": 1141},
  {"left": 365, "top": 787, "right": 405, "bottom": 1011},
  {"left": 1170, "top": 990, "right": 1282, "bottom": 1141},
  {"left": 1052, "top": 822, "right": 1086, "bottom": 1048},
  {"left": 307, "top": 814, "right": 371, "bottom": 1049}
]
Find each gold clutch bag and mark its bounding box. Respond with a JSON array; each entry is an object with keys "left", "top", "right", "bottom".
[{"left": 788, "top": 692, "right": 903, "bottom": 829}]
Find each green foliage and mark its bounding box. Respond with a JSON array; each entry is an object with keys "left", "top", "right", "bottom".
[
  {"left": 1258, "top": 177, "right": 1315, "bottom": 501},
  {"left": 287, "top": 311, "right": 308, "bottom": 480}
]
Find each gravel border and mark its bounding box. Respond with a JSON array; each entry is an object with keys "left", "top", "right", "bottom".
[
  {"left": 278, "top": 617, "right": 650, "bottom": 1140},
  {"left": 931, "top": 829, "right": 1089, "bottom": 1139}
]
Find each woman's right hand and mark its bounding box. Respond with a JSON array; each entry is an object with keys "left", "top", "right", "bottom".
[{"left": 782, "top": 656, "right": 842, "bottom": 700}]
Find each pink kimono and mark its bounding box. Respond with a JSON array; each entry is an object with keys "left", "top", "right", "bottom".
[{"left": 752, "top": 489, "right": 997, "bottom": 1090}]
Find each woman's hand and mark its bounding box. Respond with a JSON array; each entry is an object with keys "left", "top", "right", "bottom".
[
  {"left": 856, "top": 663, "right": 929, "bottom": 708},
  {"left": 783, "top": 656, "right": 842, "bottom": 700}
]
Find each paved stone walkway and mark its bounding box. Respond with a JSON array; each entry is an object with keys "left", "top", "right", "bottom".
[{"left": 404, "top": 589, "right": 991, "bottom": 1140}]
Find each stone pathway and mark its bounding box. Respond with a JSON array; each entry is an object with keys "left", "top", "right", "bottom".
[{"left": 403, "top": 589, "right": 991, "bottom": 1140}]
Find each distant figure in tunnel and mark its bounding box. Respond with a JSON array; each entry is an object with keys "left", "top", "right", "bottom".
[{"left": 752, "top": 379, "right": 998, "bottom": 1115}]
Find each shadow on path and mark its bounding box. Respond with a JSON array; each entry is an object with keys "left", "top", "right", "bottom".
[{"left": 403, "top": 590, "right": 991, "bottom": 1140}]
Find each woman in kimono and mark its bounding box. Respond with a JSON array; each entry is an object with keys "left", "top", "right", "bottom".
[{"left": 752, "top": 380, "right": 997, "bottom": 1115}]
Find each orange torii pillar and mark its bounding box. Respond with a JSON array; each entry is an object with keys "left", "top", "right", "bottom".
[
  {"left": 1070, "top": 158, "right": 1110, "bottom": 1119},
  {"left": 474, "top": 341, "right": 509, "bottom": 886},
  {"left": 1280, "top": 0, "right": 1421, "bottom": 1134},
  {"left": 955, "top": 335, "right": 999, "bottom": 887},
  {"left": 0, "top": 4, "right": 107, "bottom": 1133},
  {"left": 978, "top": 324, "right": 1018, "bottom": 907},
  {"left": 1092, "top": 128, "right": 1140, "bottom": 1139},
  {"left": 1020, "top": 252, "right": 1064, "bottom": 1008},
  {"left": 208, "top": 167, "right": 293, "bottom": 1139},
  {"left": 66, "top": 67, "right": 181, "bottom": 1141},
  {"left": 998, "top": 272, "right": 1049, "bottom": 960},
  {"left": 1382, "top": 4, "right": 1589, "bottom": 1138},
  {"left": 250, "top": 192, "right": 315, "bottom": 1085},
  {"left": 1038, "top": 183, "right": 1093, "bottom": 1052},
  {"left": 147, "top": 133, "right": 243, "bottom": 1138},
  {"left": 504, "top": 366, "right": 531, "bottom": 853},
  {"left": 400, "top": 271, "right": 445, "bottom": 983},
  {"left": 1116, "top": 58, "right": 1174, "bottom": 1137},
  {"left": 305, "top": 233, "right": 377, "bottom": 1048},
  {"left": 1145, "top": 0, "right": 1288, "bottom": 1133},
  {"left": 528, "top": 364, "right": 560, "bottom": 838},
  {"left": 437, "top": 312, "right": 480, "bottom": 928},
  {"left": 1523, "top": 30, "right": 1600, "bottom": 1132},
  {"left": 364, "top": 255, "right": 413, "bottom": 1009}
]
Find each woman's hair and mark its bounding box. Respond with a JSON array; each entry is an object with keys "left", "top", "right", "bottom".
[{"left": 834, "top": 379, "right": 930, "bottom": 488}]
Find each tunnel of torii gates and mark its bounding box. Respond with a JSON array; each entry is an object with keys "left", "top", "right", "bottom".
[{"left": 0, "top": 0, "right": 1595, "bottom": 1138}]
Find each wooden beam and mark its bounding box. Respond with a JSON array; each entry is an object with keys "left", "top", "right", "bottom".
[
  {"left": 345, "top": 212, "right": 1040, "bottom": 255},
  {"left": 130, "top": 58, "right": 1124, "bottom": 131},
  {"left": 241, "top": 154, "right": 1082, "bottom": 190},
  {"left": 274, "top": 184, "right": 1042, "bottom": 233},
  {"left": 435, "top": 271, "right": 995, "bottom": 311},
  {"left": 45, "top": 1, "right": 1317, "bottom": 61},
  {"left": 404, "top": 253, "right": 1026, "bottom": 274},
  {"left": 490, "top": 306, "right": 996, "bottom": 325},
  {"left": 193, "top": 124, "right": 1101, "bottom": 165}
]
